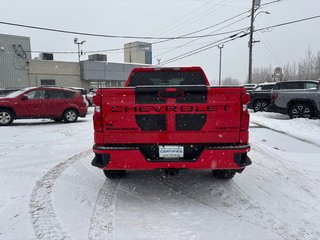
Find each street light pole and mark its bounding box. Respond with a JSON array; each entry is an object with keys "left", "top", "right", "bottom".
[
  {"left": 74, "top": 38, "right": 86, "bottom": 62},
  {"left": 77, "top": 43, "right": 81, "bottom": 62},
  {"left": 218, "top": 45, "right": 224, "bottom": 86}
]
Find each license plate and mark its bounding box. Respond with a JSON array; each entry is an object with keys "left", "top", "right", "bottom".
[{"left": 159, "top": 146, "right": 184, "bottom": 158}]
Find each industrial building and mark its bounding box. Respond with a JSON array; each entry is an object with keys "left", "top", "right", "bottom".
[
  {"left": 0, "top": 33, "right": 31, "bottom": 88},
  {"left": 0, "top": 34, "right": 153, "bottom": 91},
  {"left": 28, "top": 59, "right": 88, "bottom": 89}
]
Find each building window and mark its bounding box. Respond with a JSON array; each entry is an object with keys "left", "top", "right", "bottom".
[{"left": 41, "top": 79, "right": 56, "bottom": 86}]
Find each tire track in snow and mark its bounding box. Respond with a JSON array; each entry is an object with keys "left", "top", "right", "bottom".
[
  {"left": 150, "top": 172, "right": 239, "bottom": 216},
  {"left": 222, "top": 181, "right": 294, "bottom": 239},
  {"left": 250, "top": 121, "right": 320, "bottom": 149},
  {"left": 151, "top": 172, "right": 293, "bottom": 239},
  {"left": 88, "top": 178, "right": 121, "bottom": 240},
  {"left": 253, "top": 141, "right": 320, "bottom": 187},
  {"left": 30, "top": 150, "right": 91, "bottom": 240}
]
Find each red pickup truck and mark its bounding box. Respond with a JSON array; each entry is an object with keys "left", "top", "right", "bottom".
[{"left": 92, "top": 67, "right": 251, "bottom": 179}]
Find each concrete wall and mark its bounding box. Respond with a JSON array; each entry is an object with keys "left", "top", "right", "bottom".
[
  {"left": 0, "top": 34, "right": 31, "bottom": 88},
  {"left": 29, "top": 60, "right": 89, "bottom": 90}
]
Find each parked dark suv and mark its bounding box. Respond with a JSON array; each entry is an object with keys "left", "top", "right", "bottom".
[
  {"left": 249, "top": 82, "right": 276, "bottom": 112},
  {"left": 0, "top": 86, "right": 87, "bottom": 126}
]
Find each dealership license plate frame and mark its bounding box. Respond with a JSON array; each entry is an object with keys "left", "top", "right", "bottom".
[{"left": 159, "top": 145, "right": 184, "bottom": 158}]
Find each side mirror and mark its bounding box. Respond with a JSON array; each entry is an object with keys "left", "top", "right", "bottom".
[{"left": 21, "top": 95, "right": 28, "bottom": 100}]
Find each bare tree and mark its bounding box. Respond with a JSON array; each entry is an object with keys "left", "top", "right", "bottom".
[
  {"left": 283, "top": 62, "right": 298, "bottom": 80},
  {"left": 222, "top": 77, "right": 240, "bottom": 86},
  {"left": 284, "top": 48, "right": 320, "bottom": 80},
  {"left": 316, "top": 52, "right": 320, "bottom": 79},
  {"left": 252, "top": 66, "right": 273, "bottom": 83}
]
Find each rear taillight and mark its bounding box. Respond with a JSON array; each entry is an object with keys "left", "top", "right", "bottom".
[
  {"left": 241, "top": 91, "right": 250, "bottom": 105},
  {"left": 241, "top": 90, "right": 250, "bottom": 131},
  {"left": 93, "top": 95, "right": 103, "bottom": 133}
]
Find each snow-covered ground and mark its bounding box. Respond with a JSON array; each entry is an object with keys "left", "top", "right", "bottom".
[
  {"left": 251, "top": 111, "right": 320, "bottom": 145},
  {"left": 0, "top": 109, "right": 320, "bottom": 240}
]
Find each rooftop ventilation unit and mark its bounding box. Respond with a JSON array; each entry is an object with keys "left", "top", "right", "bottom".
[
  {"left": 40, "top": 53, "right": 54, "bottom": 60},
  {"left": 89, "top": 54, "right": 107, "bottom": 62}
]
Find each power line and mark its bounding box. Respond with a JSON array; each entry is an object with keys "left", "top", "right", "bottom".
[
  {"left": 22, "top": 26, "right": 249, "bottom": 55},
  {"left": 0, "top": 20, "right": 246, "bottom": 40},
  {"left": 148, "top": 0, "right": 247, "bottom": 46},
  {"left": 160, "top": 15, "right": 320, "bottom": 65},
  {"left": 256, "top": 32, "right": 282, "bottom": 66},
  {"left": 260, "top": 0, "right": 282, "bottom": 7},
  {"left": 178, "top": 9, "right": 250, "bottom": 37},
  {"left": 155, "top": 0, "right": 235, "bottom": 37},
  {"left": 28, "top": 39, "right": 235, "bottom": 55},
  {"left": 17, "top": 14, "right": 320, "bottom": 56},
  {"left": 255, "top": 15, "right": 320, "bottom": 32},
  {"left": 160, "top": 37, "right": 237, "bottom": 65},
  {"left": 254, "top": 22, "right": 282, "bottom": 66},
  {"left": 0, "top": 21, "right": 169, "bottom": 40},
  {"left": 153, "top": 13, "right": 250, "bottom": 59},
  {"left": 151, "top": 0, "right": 220, "bottom": 37},
  {"left": 0, "top": 1, "right": 285, "bottom": 42},
  {"left": 37, "top": 7, "right": 250, "bottom": 56},
  {"left": 160, "top": 32, "right": 246, "bottom": 65},
  {"left": 24, "top": 27, "right": 247, "bottom": 55}
]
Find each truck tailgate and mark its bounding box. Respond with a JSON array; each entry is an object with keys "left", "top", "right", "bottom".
[{"left": 96, "top": 86, "right": 243, "bottom": 144}]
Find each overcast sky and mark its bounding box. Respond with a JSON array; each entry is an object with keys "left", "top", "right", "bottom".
[{"left": 1, "top": 0, "right": 320, "bottom": 84}]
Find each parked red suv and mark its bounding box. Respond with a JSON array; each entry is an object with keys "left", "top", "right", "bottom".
[{"left": 0, "top": 86, "right": 87, "bottom": 126}]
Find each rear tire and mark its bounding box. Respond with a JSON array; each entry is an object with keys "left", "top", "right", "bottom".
[
  {"left": 63, "top": 109, "right": 78, "bottom": 123},
  {"left": 212, "top": 170, "right": 236, "bottom": 180},
  {"left": 103, "top": 170, "right": 126, "bottom": 179},
  {"left": 289, "top": 103, "right": 313, "bottom": 119},
  {"left": 0, "top": 109, "right": 14, "bottom": 126}
]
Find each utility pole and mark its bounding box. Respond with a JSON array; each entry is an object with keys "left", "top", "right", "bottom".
[
  {"left": 248, "top": 1, "right": 269, "bottom": 84},
  {"left": 218, "top": 45, "right": 224, "bottom": 86},
  {"left": 248, "top": 0, "right": 256, "bottom": 84}
]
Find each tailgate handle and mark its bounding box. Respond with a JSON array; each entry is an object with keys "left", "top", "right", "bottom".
[{"left": 158, "top": 89, "right": 184, "bottom": 99}]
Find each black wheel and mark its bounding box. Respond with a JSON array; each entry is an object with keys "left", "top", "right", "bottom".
[
  {"left": 212, "top": 170, "right": 236, "bottom": 180},
  {"left": 103, "top": 170, "right": 126, "bottom": 179},
  {"left": 0, "top": 109, "right": 14, "bottom": 126},
  {"left": 253, "top": 101, "right": 262, "bottom": 112},
  {"left": 289, "top": 103, "right": 313, "bottom": 119},
  {"left": 261, "top": 101, "right": 270, "bottom": 112},
  {"left": 63, "top": 109, "right": 79, "bottom": 123}
]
